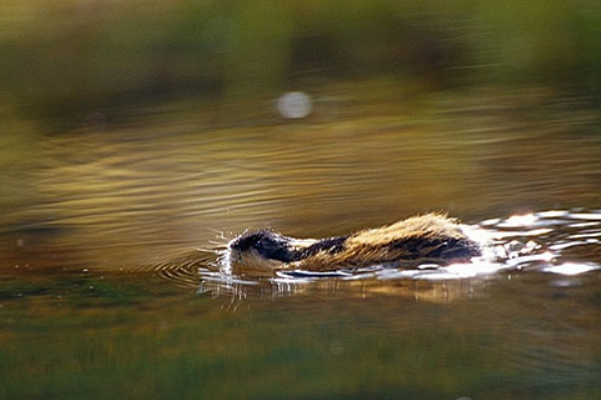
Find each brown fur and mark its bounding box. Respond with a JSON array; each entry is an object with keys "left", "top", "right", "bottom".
[{"left": 228, "top": 213, "right": 481, "bottom": 273}]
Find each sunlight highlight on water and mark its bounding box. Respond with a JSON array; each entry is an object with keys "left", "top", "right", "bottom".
[
  {"left": 498, "top": 213, "right": 537, "bottom": 228},
  {"left": 543, "top": 262, "right": 600, "bottom": 276}
]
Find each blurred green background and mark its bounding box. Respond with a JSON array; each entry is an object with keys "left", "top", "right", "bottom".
[{"left": 1, "top": 0, "right": 600, "bottom": 121}]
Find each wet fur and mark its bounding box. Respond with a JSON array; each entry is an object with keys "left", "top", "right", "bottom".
[{"left": 228, "top": 213, "right": 481, "bottom": 272}]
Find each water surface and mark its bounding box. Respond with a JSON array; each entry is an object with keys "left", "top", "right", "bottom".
[{"left": 1, "top": 92, "right": 601, "bottom": 399}]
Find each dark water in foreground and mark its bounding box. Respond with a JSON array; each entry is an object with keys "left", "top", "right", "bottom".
[{"left": 1, "top": 94, "right": 601, "bottom": 400}]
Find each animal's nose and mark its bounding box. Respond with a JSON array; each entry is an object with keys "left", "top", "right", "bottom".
[{"left": 228, "top": 238, "right": 242, "bottom": 251}]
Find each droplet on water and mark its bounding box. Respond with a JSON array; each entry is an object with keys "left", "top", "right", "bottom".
[{"left": 277, "top": 91, "right": 312, "bottom": 119}]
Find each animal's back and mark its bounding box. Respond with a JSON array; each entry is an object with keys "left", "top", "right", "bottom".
[{"left": 291, "top": 214, "right": 480, "bottom": 270}]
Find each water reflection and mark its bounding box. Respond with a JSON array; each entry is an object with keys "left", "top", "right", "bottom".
[
  {"left": 1, "top": 105, "right": 601, "bottom": 400},
  {"left": 3, "top": 93, "right": 601, "bottom": 276},
  {"left": 1, "top": 105, "right": 601, "bottom": 301}
]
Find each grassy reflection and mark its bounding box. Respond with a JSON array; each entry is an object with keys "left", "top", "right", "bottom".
[{"left": 1, "top": 273, "right": 600, "bottom": 400}]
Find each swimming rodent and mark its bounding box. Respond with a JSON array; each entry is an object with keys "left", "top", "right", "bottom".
[{"left": 227, "top": 213, "right": 482, "bottom": 272}]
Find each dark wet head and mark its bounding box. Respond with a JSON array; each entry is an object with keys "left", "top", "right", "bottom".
[{"left": 228, "top": 229, "right": 297, "bottom": 262}]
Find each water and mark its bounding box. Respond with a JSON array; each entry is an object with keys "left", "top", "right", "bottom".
[{"left": 1, "top": 92, "right": 601, "bottom": 400}]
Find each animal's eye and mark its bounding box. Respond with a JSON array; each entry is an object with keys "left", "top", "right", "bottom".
[{"left": 258, "top": 239, "right": 276, "bottom": 251}]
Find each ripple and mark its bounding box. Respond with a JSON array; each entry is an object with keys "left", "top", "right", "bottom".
[{"left": 569, "top": 212, "right": 601, "bottom": 221}]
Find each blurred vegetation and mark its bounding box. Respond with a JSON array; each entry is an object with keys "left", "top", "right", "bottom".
[
  {"left": 0, "top": 0, "right": 600, "bottom": 121},
  {"left": 1, "top": 277, "right": 600, "bottom": 400}
]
